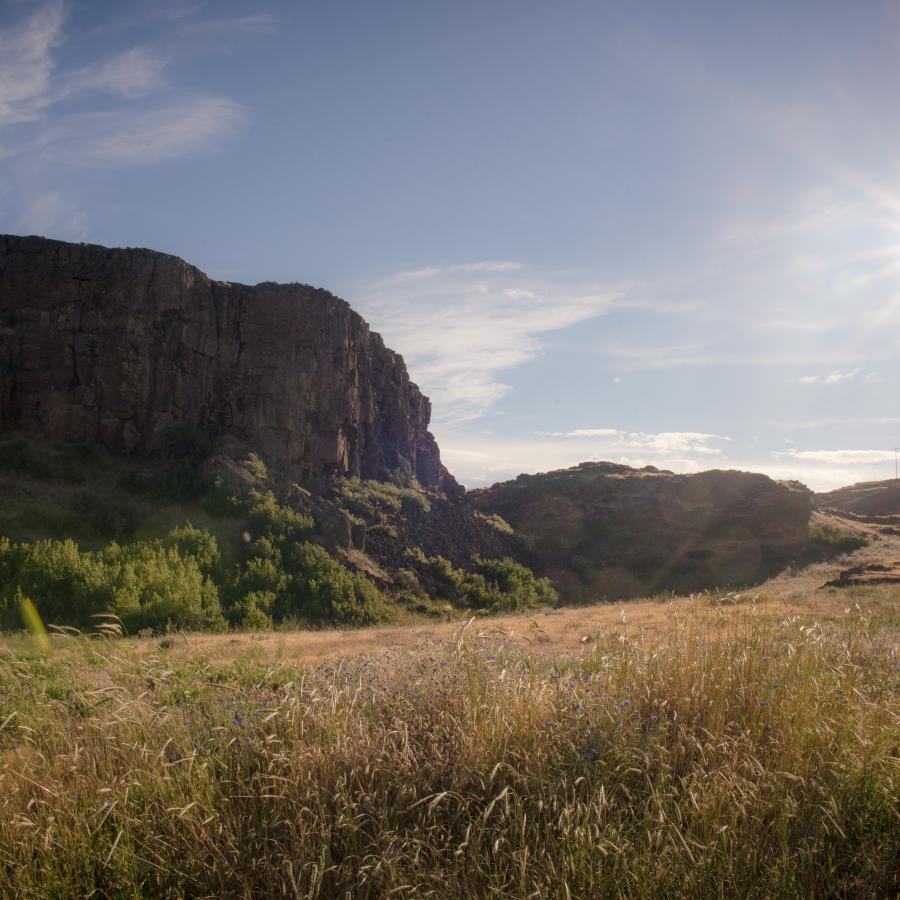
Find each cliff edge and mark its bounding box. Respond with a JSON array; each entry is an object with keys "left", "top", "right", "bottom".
[{"left": 0, "top": 235, "right": 457, "bottom": 491}]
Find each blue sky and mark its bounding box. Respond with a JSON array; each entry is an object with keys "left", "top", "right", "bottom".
[{"left": 2, "top": 0, "right": 900, "bottom": 490}]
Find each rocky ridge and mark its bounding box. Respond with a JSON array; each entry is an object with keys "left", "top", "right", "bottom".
[{"left": 0, "top": 235, "right": 457, "bottom": 491}]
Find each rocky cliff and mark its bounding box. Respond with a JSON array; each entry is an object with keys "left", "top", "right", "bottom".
[
  {"left": 0, "top": 235, "right": 456, "bottom": 490},
  {"left": 472, "top": 462, "right": 814, "bottom": 601}
]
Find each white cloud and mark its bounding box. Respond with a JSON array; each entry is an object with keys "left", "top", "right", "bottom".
[
  {"left": 0, "top": 0, "right": 64, "bottom": 125},
  {"left": 38, "top": 97, "right": 246, "bottom": 165},
  {"left": 537, "top": 428, "right": 730, "bottom": 456},
  {"left": 356, "top": 264, "right": 684, "bottom": 423},
  {"left": 795, "top": 368, "right": 877, "bottom": 385},
  {"left": 776, "top": 448, "right": 895, "bottom": 464},
  {"left": 0, "top": 3, "right": 246, "bottom": 169},
  {"left": 67, "top": 48, "right": 168, "bottom": 99}
]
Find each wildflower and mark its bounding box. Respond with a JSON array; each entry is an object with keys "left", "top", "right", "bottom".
[{"left": 582, "top": 747, "right": 599, "bottom": 761}]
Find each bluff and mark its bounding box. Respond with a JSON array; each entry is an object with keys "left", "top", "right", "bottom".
[
  {"left": 0, "top": 235, "right": 456, "bottom": 490},
  {"left": 472, "top": 462, "right": 814, "bottom": 601}
]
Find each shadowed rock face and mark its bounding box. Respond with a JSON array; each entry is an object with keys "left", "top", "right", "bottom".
[
  {"left": 0, "top": 235, "right": 457, "bottom": 491},
  {"left": 472, "top": 462, "right": 814, "bottom": 602}
]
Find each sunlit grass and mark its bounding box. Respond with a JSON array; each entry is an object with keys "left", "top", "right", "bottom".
[{"left": 0, "top": 600, "right": 896, "bottom": 897}]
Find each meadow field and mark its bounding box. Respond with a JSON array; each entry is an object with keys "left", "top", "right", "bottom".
[{"left": 0, "top": 576, "right": 896, "bottom": 898}]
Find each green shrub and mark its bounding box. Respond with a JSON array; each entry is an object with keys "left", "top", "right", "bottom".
[
  {"left": 0, "top": 530, "right": 226, "bottom": 633},
  {"left": 229, "top": 590, "right": 275, "bottom": 630},
  {"left": 102, "top": 542, "right": 224, "bottom": 633},
  {"left": 246, "top": 490, "right": 314, "bottom": 542},
  {"left": 463, "top": 556, "right": 557, "bottom": 613},
  {"left": 164, "top": 524, "right": 220, "bottom": 574},
  {"left": 242, "top": 453, "right": 269, "bottom": 481},
  {"left": 279, "top": 542, "right": 390, "bottom": 626},
  {"left": 0, "top": 538, "right": 107, "bottom": 628},
  {"left": 336, "top": 477, "right": 431, "bottom": 519},
  {"left": 808, "top": 525, "right": 867, "bottom": 557},
  {"left": 476, "top": 511, "right": 515, "bottom": 535}
]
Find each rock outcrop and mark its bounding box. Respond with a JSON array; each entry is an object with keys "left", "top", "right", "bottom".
[
  {"left": 0, "top": 235, "right": 457, "bottom": 491},
  {"left": 472, "top": 462, "right": 813, "bottom": 601}
]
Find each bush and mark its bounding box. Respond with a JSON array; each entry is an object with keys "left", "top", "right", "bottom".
[
  {"left": 476, "top": 511, "right": 515, "bottom": 535},
  {"left": 402, "top": 551, "right": 556, "bottom": 614},
  {"left": 279, "top": 542, "right": 390, "bottom": 626},
  {"left": 229, "top": 590, "right": 275, "bottom": 630},
  {"left": 246, "top": 491, "right": 314, "bottom": 542},
  {"left": 808, "top": 525, "right": 867, "bottom": 557},
  {"left": 0, "top": 529, "right": 226, "bottom": 633},
  {"left": 464, "top": 556, "right": 557, "bottom": 613}
]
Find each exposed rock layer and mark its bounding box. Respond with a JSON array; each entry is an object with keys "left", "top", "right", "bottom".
[
  {"left": 0, "top": 235, "right": 456, "bottom": 490},
  {"left": 472, "top": 462, "right": 814, "bottom": 601}
]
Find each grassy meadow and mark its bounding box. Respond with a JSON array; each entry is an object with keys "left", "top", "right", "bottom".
[{"left": 0, "top": 588, "right": 896, "bottom": 898}]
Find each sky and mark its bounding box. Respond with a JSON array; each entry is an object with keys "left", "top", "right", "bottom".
[{"left": 2, "top": 0, "right": 900, "bottom": 490}]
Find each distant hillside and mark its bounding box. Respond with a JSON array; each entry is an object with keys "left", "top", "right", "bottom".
[
  {"left": 472, "top": 462, "right": 814, "bottom": 602},
  {"left": 816, "top": 479, "right": 900, "bottom": 517}
]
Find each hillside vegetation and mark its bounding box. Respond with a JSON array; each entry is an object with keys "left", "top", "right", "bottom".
[{"left": 0, "top": 436, "right": 553, "bottom": 633}]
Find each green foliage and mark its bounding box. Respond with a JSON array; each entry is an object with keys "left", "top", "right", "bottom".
[
  {"left": 464, "top": 556, "right": 558, "bottom": 613},
  {"left": 165, "top": 523, "right": 220, "bottom": 574},
  {"left": 278, "top": 542, "right": 390, "bottom": 626},
  {"left": 404, "top": 550, "right": 556, "bottom": 615},
  {"left": 229, "top": 590, "right": 275, "bottom": 631},
  {"left": 242, "top": 452, "right": 269, "bottom": 481},
  {"left": 336, "top": 477, "right": 431, "bottom": 519},
  {"left": 200, "top": 477, "right": 244, "bottom": 517},
  {"left": 476, "top": 511, "right": 515, "bottom": 535},
  {"left": 0, "top": 529, "right": 226, "bottom": 633},
  {"left": 246, "top": 490, "right": 314, "bottom": 542},
  {"left": 808, "top": 524, "right": 868, "bottom": 557}
]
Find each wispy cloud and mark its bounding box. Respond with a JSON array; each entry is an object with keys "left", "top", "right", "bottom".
[
  {"left": 775, "top": 448, "right": 895, "bottom": 464},
  {"left": 36, "top": 97, "right": 246, "bottom": 165},
  {"left": 795, "top": 368, "right": 878, "bottom": 385},
  {"left": 356, "top": 264, "right": 684, "bottom": 423},
  {"left": 0, "top": 3, "right": 247, "bottom": 167},
  {"left": 0, "top": 1, "right": 251, "bottom": 236},
  {"left": 0, "top": 0, "right": 64, "bottom": 126},
  {"left": 536, "top": 429, "right": 731, "bottom": 456},
  {"left": 66, "top": 48, "right": 169, "bottom": 99}
]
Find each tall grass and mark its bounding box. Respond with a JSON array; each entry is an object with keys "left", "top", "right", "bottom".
[{"left": 0, "top": 602, "right": 896, "bottom": 897}]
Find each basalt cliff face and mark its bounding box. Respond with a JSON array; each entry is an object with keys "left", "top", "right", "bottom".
[
  {"left": 0, "top": 235, "right": 456, "bottom": 491},
  {"left": 473, "top": 462, "right": 814, "bottom": 601}
]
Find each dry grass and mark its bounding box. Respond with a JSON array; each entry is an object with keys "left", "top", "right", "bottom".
[{"left": 0, "top": 579, "right": 897, "bottom": 898}]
